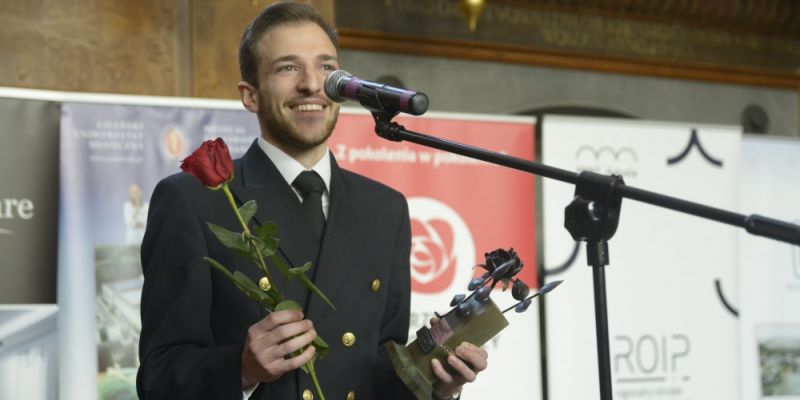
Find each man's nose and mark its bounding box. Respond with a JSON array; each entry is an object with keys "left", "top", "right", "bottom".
[{"left": 298, "top": 69, "right": 323, "bottom": 94}]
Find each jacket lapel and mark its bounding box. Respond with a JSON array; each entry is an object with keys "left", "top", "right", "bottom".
[
  {"left": 228, "top": 141, "right": 322, "bottom": 309},
  {"left": 306, "top": 157, "right": 365, "bottom": 322}
]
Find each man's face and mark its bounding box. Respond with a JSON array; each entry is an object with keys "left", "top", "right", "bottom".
[{"left": 253, "top": 22, "right": 340, "bottom": 152}]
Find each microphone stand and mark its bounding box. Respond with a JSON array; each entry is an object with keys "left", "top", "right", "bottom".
[{"left": 369, "top": 111, "right": 800, "bottom": 400}]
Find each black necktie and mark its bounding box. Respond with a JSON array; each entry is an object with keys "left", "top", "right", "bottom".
[{"left": 292, "top": 170, "right": 326, "bottom": 241}]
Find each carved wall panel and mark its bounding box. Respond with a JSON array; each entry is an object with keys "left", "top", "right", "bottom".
[{"left": 0, "top": 0, "right": 190, "bottom": 95}]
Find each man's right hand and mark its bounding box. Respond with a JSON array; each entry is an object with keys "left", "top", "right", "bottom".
[{"left": 241, "top": 310, "right": 317, "bottom": 389}]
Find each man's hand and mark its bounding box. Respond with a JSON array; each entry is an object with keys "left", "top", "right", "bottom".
[
  {"left": 241, "top": 310, "right": 317, "bottom": 389},
  {"left": 429, "top": 318, "right": 489, "bottom": 399}
]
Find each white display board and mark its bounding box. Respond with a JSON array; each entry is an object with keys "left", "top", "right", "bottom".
[
  {"left": 738, "top": 135, "right": 800, "bottom": 400},
  {"left": 542, "top": 116, "right": 741, "bottom": 400}
]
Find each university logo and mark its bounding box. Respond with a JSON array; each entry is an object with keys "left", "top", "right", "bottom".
[
  {"left": 408, "top": 197, "right": 475, "bottom": 293},
  {"left": 161, "top": 126, "right": 187, "bottom": 161}
]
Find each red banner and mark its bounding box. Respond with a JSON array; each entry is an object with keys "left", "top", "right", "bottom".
[{"left": 330, "top": 111, "right": 537, "bottom": 294}]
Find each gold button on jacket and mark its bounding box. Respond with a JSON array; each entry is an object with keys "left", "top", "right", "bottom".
[
  {"left": 341, "top": 332, "right": 356, "bottom": 347},
  {"left": 370, "top": 279, "right": 381, "bottom": 292},
  {"left": 346, "top": 390, "right": 356, "bottom": 400},
  {"left": 258, "top": 276, "right": 271, "bottom": 291},
  {"left": 302, "top": 389, "right": 313, "bottom": 400}
]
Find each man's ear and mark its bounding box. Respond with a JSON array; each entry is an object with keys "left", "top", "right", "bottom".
[{"left": 237, "top": 81, "right": 259, "bottom": 113}]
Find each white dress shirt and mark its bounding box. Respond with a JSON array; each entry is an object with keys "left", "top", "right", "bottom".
[{"left": 257, "top": 137, "right": 331, "bottom": 218}]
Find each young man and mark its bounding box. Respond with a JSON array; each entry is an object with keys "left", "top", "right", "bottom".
[{"left": 137, "top": 3, "right": 487, "bottom": 399}]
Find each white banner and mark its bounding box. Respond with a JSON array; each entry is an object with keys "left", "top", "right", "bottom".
[
  {"left": 541, "top": 116, "right": 741, "bottom": 400},
  {"left": 738, "top": 135, "right": 800, "bottom": 399}
]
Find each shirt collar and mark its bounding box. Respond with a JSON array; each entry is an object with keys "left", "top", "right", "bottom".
[{"left": 257, "top": 137, "right": 331, "bottom": 192}]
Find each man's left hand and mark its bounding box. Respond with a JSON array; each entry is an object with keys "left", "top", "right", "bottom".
[{"left": 429, "top": 318, "right": 488, "bottom": 399}]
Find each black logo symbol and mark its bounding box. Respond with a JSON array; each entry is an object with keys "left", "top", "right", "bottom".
[
  {"left": 575, "top": 146, "right": 638, "bottom": 163},
  {"left": 575, "top": 145, "right": 638, "bottom": 178},
  {"left": 715, "top": 278, "right": 738, "bottom": 317},
  {"left": 667, "top": 129, "right": 723, "bottom": 167}
]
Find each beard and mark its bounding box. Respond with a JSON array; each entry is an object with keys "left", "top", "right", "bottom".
[{"left": 257, "top": 94, "right": 339, "bottom": 152}]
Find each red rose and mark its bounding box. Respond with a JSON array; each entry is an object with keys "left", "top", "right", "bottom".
[{"left": 181, "top": 138, "right": 234, "bottom": 188}]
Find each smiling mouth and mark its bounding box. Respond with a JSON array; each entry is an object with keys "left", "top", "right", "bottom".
[{"left": 291, "top": 104, "right": 324, "bottom": 112}]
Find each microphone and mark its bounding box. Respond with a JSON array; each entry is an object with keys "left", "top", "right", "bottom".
[{"left": 324, "top": 70, "right": 429, "bottom": 116}]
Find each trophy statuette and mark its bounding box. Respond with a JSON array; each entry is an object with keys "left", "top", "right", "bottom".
[{"left": 386, "top": 248, "right": 563, "bottom": 399}]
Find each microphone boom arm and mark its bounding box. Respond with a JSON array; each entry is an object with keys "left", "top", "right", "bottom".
[{"left": 371, "top": 113, "right": 800, "bottom": 246}]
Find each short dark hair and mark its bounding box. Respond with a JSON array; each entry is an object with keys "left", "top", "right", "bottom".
[{"left": 238, "top": 2, "right": 338, "bottom": 87}]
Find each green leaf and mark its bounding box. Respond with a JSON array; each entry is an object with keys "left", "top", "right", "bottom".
[
  {"left": 251, "top": 235, "right": 277, "bottom": 257},
  {"left": 295, "top": 271, "right": 336, "bottom": 311},
  {"left": 275, "top": 299, "right": 303, "bottom": 312},
  {"left": 270, "top": 255, "right": 335, "bottom": 311},
  {"left": 251, "top": 223, "right": 279, "bottom": 257},
  {"left": 233, "top": 272, "right": 276, "bottom": 306},
  {"left": 238, "top": 200, "right": 257, "bottom": 225},
  {"left": 312, "top": 336, "right": 330, "bottom": 359},
  {"left": 232, "top": 271, "right": 264, "bottom": 294},
  {"left": 204, "top": 257, "right": 276, "bottom": 307},
  {"left": 205, "top": 256, "right": 235, "bottom": 280},
  {"left": 270, "top": 253, "right": 293, "bottom": 276},
  {"left": 288, "top": 262, "right": 313, "bottom": 274},
  {"left": 255, "top": 222, "right": 278, "bottom": 240},
  {"left": 207, "top": 223, "right": 250, "bottom": 253},
  {"left": 231, "top": 247, "right": 257, "bottom": 261}
]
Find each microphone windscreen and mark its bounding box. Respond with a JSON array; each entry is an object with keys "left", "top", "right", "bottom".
[{"left": 324, "top": 70, "right": 350, "bottom": 102}]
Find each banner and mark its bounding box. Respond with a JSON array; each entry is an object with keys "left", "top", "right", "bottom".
[
  {"left": 0, "top": 97, "right": 60, "bottom": 304},
  {"left": 738, "top": 135, "right": 800, "bottom": 399},
  {"left": 541, "top": 116, "right": 741, "bottom": 400},
  {"left": 59, "top": 103, "right": 540, "bottom": 399},
  {"left": 58, "top": 101, "right": 259, "bottom": 400},
  {"left": 0, "top": 94, "right": 61, "bottom": 400},
  {"left": 330, "top": 110, "right": 538, "bottom": 399}
]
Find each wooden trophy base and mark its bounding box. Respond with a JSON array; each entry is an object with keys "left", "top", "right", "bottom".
[{"left": 385, "top": 298, "right": 509, "bottom": 400}]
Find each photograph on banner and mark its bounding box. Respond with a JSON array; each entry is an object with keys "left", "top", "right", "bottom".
[
  {"left": 329, "top": 109, "right": 541, "bottom": 399},
  {"left": 541, "top": 115, "right": 741, "bottom": 400},
  {"left": 59, "top": 102, "right": 259, "bottom": 399},
  {"left": 757, "top": 324, "right": 800, "bottom": 397},
  {"left": 738, "top": 135, "right": 800, "bottom": 400},
  {"left": 0, "top": 305, "right": 58, "bottom": 400}
]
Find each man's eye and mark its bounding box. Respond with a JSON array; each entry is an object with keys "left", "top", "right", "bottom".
[
  {"left": 322, "top": 64, "right": 336, "bottom": 71},
  {"left": 279, "top": 65, "right": 297, "bottom": 72}
]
